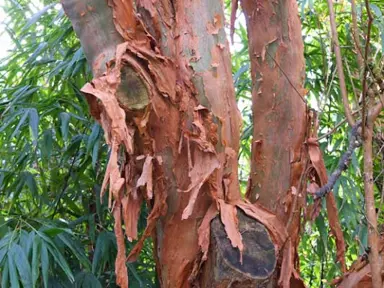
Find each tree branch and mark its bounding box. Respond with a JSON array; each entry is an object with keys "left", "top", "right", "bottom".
[
  {"left": 326, "top": 0, "right": 355, "bottom": 127},
  {"left": 363, "top": 119, "right": 382, "bottom": 288},
  {"left": 315, "top": 121, "right": 362, "bottom": 198},
  {"left": 359, "top": 3, "right": 382, "bottom": 286}
]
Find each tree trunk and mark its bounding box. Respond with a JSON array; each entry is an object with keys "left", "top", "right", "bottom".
[
  {"left": 61, "top": 0, "right": 305, "bottom": 287},
  {"left": 240, "top": 0, "right": 307, "bottom": 222},
  {"left": 239, "top": 0, "right": 309, "bottom": 285}
]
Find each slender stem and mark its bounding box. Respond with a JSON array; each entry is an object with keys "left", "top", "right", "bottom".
[
  {"left": 361, "top": 0, "right": 373, "bottom": 136},
  {"left": 326, "top": 0, "right": 355, "bottom": 127},
  {"left": 363, "top": 120, "right": 382, "bottom": 288},
  {"left": 315, "top": 121, "right": 362, "bottom": 198},
  {"left": 344, "top": 57, "right": 359, "bottom": 108},
  {"left": 318, "top": 109, "right": 361, "bottom": 141},
  {"left": 351, "top": 0, "right": 364, "bottom": 69}
]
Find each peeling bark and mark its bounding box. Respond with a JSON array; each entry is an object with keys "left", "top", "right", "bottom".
[
  {"left": 240, "top": 0, "right": 307, "bottom": 221},
  {"left": 239, "top": 0, "right": 308, "bottom": 286},
  {"left": 61, "top": 0, "right": 307, "bottom": 287}
]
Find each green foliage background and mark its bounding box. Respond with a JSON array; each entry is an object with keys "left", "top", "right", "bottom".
[{"left": 0, "top": 0, "right": 383, "bottom": 287}]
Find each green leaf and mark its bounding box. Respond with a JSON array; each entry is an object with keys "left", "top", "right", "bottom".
[
  {"left": 22, "top": 3, "right": 56, "bottom": 32},
  {"left": 26, "top": 42, "right": 48, "bottom": 65},
  {"left": 60, "top": 112, "right": 71, "bottom": 141},
  {"left": 91, "top": 138, "right": 100, "bottom": 169},
  {"left": 10, "top": 110, "right": 29, "bottom": 139},
  {"left": 0, "top": 110, "right": 24, "bottom": 133},
  {"left": 31, "top": 236, "right": 41, "bottom": 288},
  {"left": 46, "top": 243, "right": 74, "bottom": 282},
  {"left": 0, "top": 247, "right": 7, "bottom": 265},
  {"left": 0, "top": 233, "right": 13, "bottom": 250},
  {"left": 128, "top": 264, "right": 143, "bottom": 287},
  {"left": 24, "top": 172, "right": 38, "bottom": 198},
  {"left": 1, "top": 262, "right": 9, "bottom": 288},
  {"left": 28, "top": 108, "right": 39, "bottom": 142},
  {"left": 19, "top": 230, "right": 34, "bottom": 257},
  {"left": 41, "top": 226, "right": 72, "bottom": 238},
  {"left": 40, "top": 240, "right": 49, "bottom": 288},
  {"left": 92, "top": 232, "right": 114, "bottom": 275},
  {"left": 41, "top": 129, "right": 53, "bottom": 159},
  {"left": 10, "top": 243, "right": 32, "bottom": 287},
  {"left": 7, "top": 252, "right": 20, "bottom": 288},
  {"left": 86, "top": 123, "right": 100, "bottom": 153},
  {"left": 74, "top": 271, "right": 102, "bottom": 288},
  {"left": 56, "top": 233, "right": 91, "bottom": 271},
  {"left": 370, "top": 4, "right": 383, "bottom": 17}
]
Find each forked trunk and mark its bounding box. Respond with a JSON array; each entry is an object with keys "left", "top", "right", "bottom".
[{"left": 62, "top": 0, "right": 308, "bottom": 287}]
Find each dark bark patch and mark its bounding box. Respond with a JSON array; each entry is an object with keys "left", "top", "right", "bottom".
[
  {"left": 201, "top": 208, "right": 277, "bottom": 286},
  {"left": 116, "top": 65, "right": 149, "bottom": 110}
]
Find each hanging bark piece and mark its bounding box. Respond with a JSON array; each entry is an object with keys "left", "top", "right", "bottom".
[
  {"left": 180, "top": 149, "right": 219, "bottom": 220},
  {"left": 218, "top": 200, "right": 244, "bottom": 261},
  {"left": 122, "top": 193, "right": 142, "bottom": 241},
  {"left": 114, "top": 203, "right": 129, "bottom": 288},
  {"left": 198, "top": 203, "right": 219, "bottom": 261},
  {"left": 127, "top": 158, "right": 167, "bottom": 262},
  {"left": 136, "top": 155, "right": 154, "bottom": 199}
]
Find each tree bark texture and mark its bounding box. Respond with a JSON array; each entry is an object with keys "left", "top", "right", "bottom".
[
  {"left": 240, "top": 0, "right": 307, "bottom": 223},
  {"left": 61, "top": 0, "right": 306, "bottom": 287},
  {"left": 363, "top": 120, "right": 382, "bottom": 288},
  {"left": 239, "top": 0, "right": 338, "bottom": 284}
]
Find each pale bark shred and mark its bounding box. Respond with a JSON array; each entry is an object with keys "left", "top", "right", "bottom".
[
  {"left": 114, "top": 204, "right": 129, "bottom": 288},
  {"left": 136, "top": 155, "right": 154, "bottom": 199}
]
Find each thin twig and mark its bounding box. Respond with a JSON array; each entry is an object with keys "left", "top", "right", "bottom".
[
  {"left": 326, "top": 0, "right": 355, "bottom": 127},
  {"left": 344, "top": 57, "right": 359, "bottom": 108},
  {"left": 318, "top": 109, "right": 361, "bottom": 141},
  {"left": 315, "top": 121, "right": 362, "bottom": 198},
  {"left": 351, "top": 0, "right": 364, "bottom": 69},
  {"left": 287, "top": 159, "right": 310, "bottom": 232},
  {"left": 51, "top": 137, "right": 83, "bottom": 219},
  {"left": 361, "top": 0, "right": 373, "bottom": 137},
  {"left": 319, "top": 66, "right": 337, "bottom": 116}
]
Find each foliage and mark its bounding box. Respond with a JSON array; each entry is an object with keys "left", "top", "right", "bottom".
[{"left": 0, "top": 0, "right": 383, "bottom": 287}]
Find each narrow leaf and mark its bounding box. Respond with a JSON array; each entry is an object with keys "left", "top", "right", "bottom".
[
  {"left": 46, "top": 244, "right": 74, "bottom": 282},
  {"left": 7, "top": 252, "right": 20, "bottom": 288},
  {"left": 22, "top": 3, "right": 56, "bottom": 32},
  {"left": 10, "top": 243, "right": 32, "bottom": 287},
  {"left": 60, "top": 112, "right": 70, "bottom": 141},
  {"left": 31, "top": 236, "right": 41, "bottom": 288},
  {"left": 10, "top": 110, "right": 29, "bottom": 139},
  {"left": 1, "top": 262, "right": 9, "bottom": 288},
  {"left": 29, "top": 108, "right": 39, "bottom": 141},
  {"left": 41, "top": 241, "right": 49, "bottom": 288}
]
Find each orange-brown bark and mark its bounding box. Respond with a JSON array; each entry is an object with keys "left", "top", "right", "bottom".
[
  {"left": 61, "top": 0, "right": 252, "bottom": 287},
  {"left": 238, "top": 0, "right": 333, "bottom": 286},
  {"left": 239, "top": 0, "right": 307, "bottom": 221},
  {"left": 239, "top": 1, "right": 308, "bottom": 277},
  {"left": 61, "top": 0, "right": 312, "bottom": 287}
]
